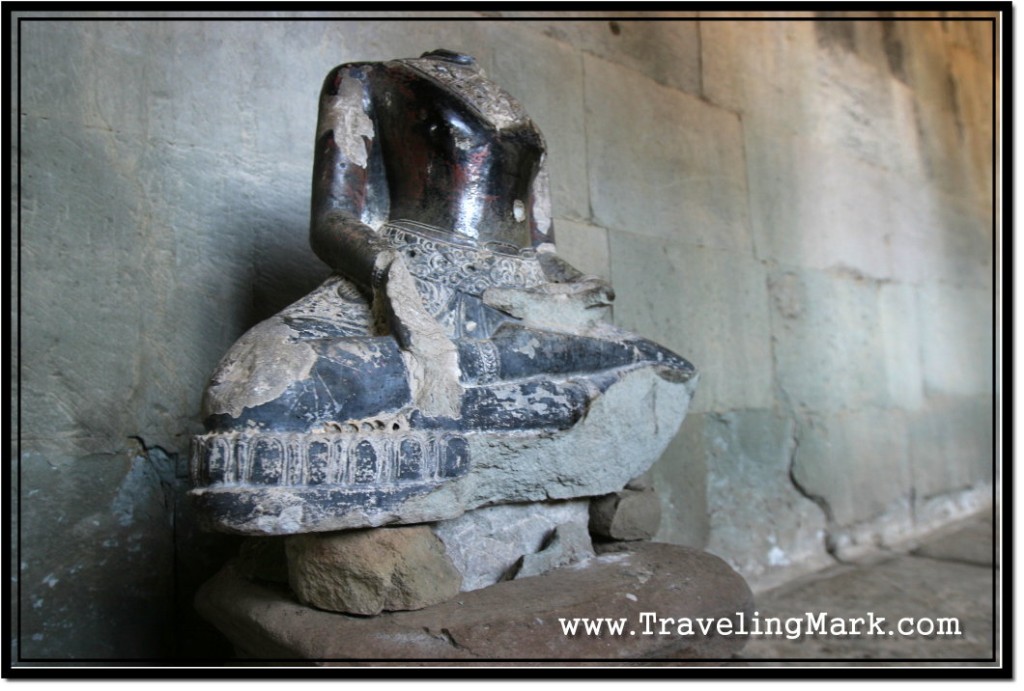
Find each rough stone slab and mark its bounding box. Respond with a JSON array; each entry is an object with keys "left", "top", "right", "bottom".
[
  {"left": 195, "top": 542, "right": 754, "bottom": 661},
  {"left": 584, "top": 54, "right": 753, "bottom": 254},
  {"left": 286, "top": 526, "right": 462, "bottom": 615},
  {"left": 610, "top": 234, "right": 773, "bottom": 414},
  {"left": 190, "top": 366, "right": 695, "bottom": 534},
  {"left": 433, "top": 500, "right": 592, "bottom": 592},
  {"left": 590, "top": 489, "right": 661, "bottom": 541}
]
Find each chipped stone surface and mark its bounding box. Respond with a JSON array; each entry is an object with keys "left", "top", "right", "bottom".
[
  {"left": 285, "top": 526, "right": 462, "bottom": 615},
  {"left": 432, "top": 500, "right": 592, "bottom": 591},
  {"left": 511, "top": 522, "right": 595, "bottom": 580},
  {"left": 196, "top": 541, "right": 754, "bottom": 661}
]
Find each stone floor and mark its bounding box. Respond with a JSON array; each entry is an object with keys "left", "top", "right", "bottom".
[{"left": 734, "top": 510, "right": 999, "bottom": 667}]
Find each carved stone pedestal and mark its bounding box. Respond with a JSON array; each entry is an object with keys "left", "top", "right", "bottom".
[{"left": 195, "top": 542, "right": 753, "bottom": 664}]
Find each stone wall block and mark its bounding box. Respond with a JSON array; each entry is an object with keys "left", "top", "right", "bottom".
[
  {"left": 879, "top": 282, "right": 924, "bottom": 410},
  {"left": 697, "top": 410, "right": 831, "bottom": 588},
  {"left": 611, "top": 235, "right": 774, "bottom": 414},
  {"left": 18, "top": 448, "right": 176, "bottom": 658},
  {"left": 909, "top": 395, "right": 994, "bottom": 500},
  {"left": 768, "top": 268, "right": 891, "bottom": 413},
  {"left": 549, "top": 219, "right": 611, "bottom": 281},
  {"left": 584, "top": 54, "right": 753, "bottom": 254},
  {"left": 917, "top": 282, "right": 993, "bottom": 397},
  {"left": 528, "top": 18, "right": 701, "bottom": 95},
  {"left": 744, "top": 130, "right": 896, "bottom": 279},
  {"left": 791, "top": 408, "right": 912, "bottom": 527}
]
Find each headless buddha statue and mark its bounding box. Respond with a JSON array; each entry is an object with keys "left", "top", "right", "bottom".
[{"left": 190, "top": 50, "right": 696, "bottom": 534}]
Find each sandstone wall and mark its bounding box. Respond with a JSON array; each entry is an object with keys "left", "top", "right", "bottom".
[{"left": 13, "top": 12, "right": 996, "bottom": 659}]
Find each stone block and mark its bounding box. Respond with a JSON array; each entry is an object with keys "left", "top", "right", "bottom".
[
  {"left": 285, "top": 526, "right": 462, "bottom": 615},
  {"left": 550, "top": 219, "right": 611, "bottom": 281},
  {"left": 700, "top": 21, "right": 819, "bottom": 123},
  {"left": 431, "top": 500, "right": 592, "bottom": 592},
  {"left": 589, "top": 489, "right": 661, "bottom": 542},
  {"left": 610, "top": 234, "right": 773, "bottom": 413},
  {"left": 692, "top": 410, "right": 830, "bottom": 588},
  {"left": 792, "top": 408, "right": 912, "bottom": 527},
  {"left": 744, "top": 132, "right": 896, "bottom": 280},
  {"left": 886, "top": 185, "right": 993, "bottom": 290},
  {"left": 879, "top": 282, "right": 924, "bottom": 410},
  {"left": 511, "top": 522, "right": 595, "bottom": 580},
  {"left": 917, "top": 283, "right": 993, "bottom": 397},
  {"left": 196, "top": 542, "right": 754, "bottom": 661},
  {"left": 584, "top": 54, "right": 753, "bottom": 254},
  {"left": 526, "top": 18, "right": 701, "bottom": 95},
  {"left": 651, "top": 418, "right": 709, "bottom": 549},
  {"left": 908, "top": 395, "right": 994, "bottom": 500},
  {"left": 768, "top": 268, "right": 890, "bottom": 414},
  {"left": 625, "top": 469, "right": 654, "bottom": 491}
]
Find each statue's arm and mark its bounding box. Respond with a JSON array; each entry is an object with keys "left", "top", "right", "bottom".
[{"left": 310, "top": 63, "right": 394, "bottom": 290}]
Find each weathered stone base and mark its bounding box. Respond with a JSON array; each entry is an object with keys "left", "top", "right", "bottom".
[
  {"left": 190, "top": 366, "right": 695, "bottom": 535},
  {"left": 195, "top": 541, "right": 753, "bottom": 662}
]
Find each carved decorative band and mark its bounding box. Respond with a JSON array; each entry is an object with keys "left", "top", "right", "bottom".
[
  {"left": 381, "top": 220, "right": 547, "bottom": 295},
  {"left": 190, "top": 430, "right": 470, "bottom": 488}
]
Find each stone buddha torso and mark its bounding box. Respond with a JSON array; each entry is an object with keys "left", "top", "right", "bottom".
[{"left": 189, "top": 50, "right": 697, "bottom": 536}]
